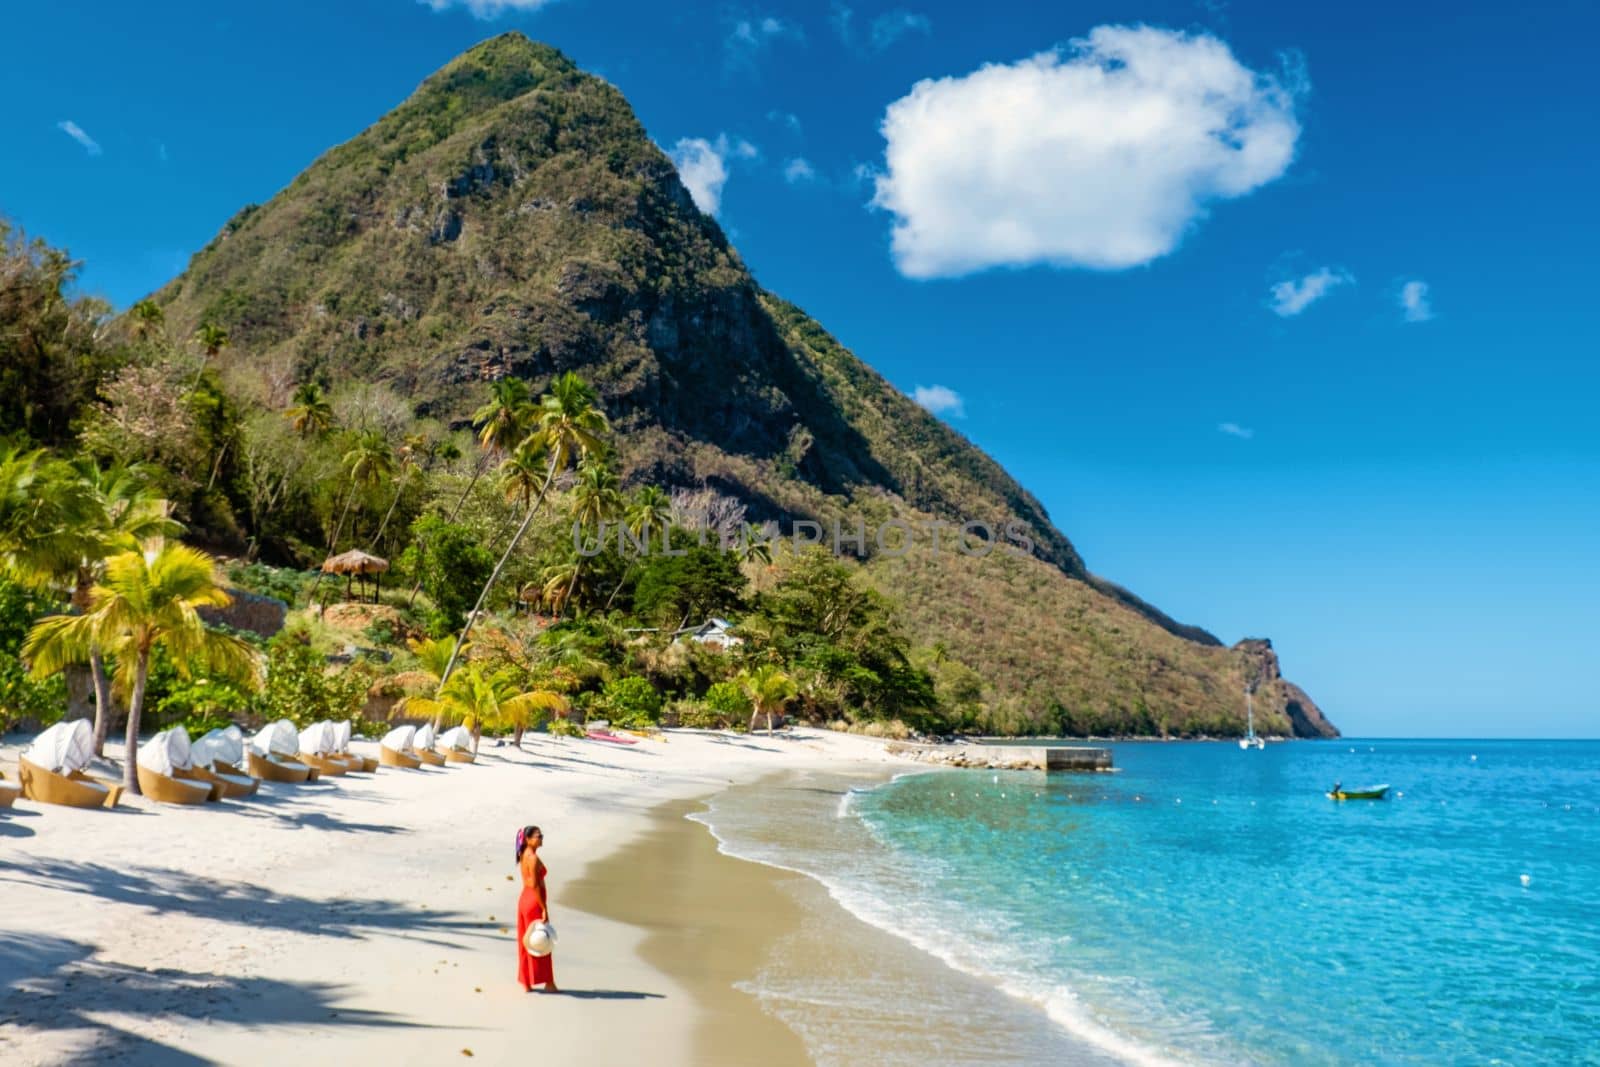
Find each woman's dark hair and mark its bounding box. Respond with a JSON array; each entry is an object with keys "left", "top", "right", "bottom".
[{"left": 516, "top": 825, "right": 541, "bottom": 862}]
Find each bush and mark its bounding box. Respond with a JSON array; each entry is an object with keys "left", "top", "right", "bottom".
[
  {"left": 675, "top": 700, "right": 741, "bottom": 731},
  {"left": 703, "top": 680, "right": 751, "bottom": 719},
  {"left": 154, "top": 677, "right": 253, "bottom": 734},
  {"left": 398, "top": 516, "right": 494, "bottom": 632},
  {"left": 0, "top": 577, "right": 65, "bottom": 732},
  {"left": 254, "top": 630, "right": 371, "bottom": 727},
  {"left": 547, "top": 717, "right": 586, "bottom": 738},
  {"left": 601, "top": 675, "right": 662, "bottom": 728},
  {"left": 226, "top": 562, "right": 309, "bottom": 606}
]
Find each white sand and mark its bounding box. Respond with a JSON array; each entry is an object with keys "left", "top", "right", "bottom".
[{"left": 0, "top": 727, "right": 900, "bottom": 1065}]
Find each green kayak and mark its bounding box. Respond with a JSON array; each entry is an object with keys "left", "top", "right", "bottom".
[{"left": 1327, "top": 784, "right": 1390, "bottom": 800}]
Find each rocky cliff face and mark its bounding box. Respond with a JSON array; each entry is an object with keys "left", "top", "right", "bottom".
[{"left": 150, "top": 33, "right": 1334, "bottom": 738}]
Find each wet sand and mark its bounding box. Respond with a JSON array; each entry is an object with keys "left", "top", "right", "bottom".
[{"left": 567, "top": 796, "right": 811, "bottom": 1066}]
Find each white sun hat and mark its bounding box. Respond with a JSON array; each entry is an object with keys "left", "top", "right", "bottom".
[{"left": 522, "top": 921, "right": 557, "bottom": 958}]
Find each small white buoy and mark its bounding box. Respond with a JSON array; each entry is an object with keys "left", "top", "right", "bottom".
[
  {"left": 992, "top": 774, "right": 999, "bottom": 783},
  {"left": 1212, "top": 799, "right": 1218, "bottom": 805},
  {"left": 1350, "top": 747, "right": 1356, "bottom": 753},
  {"left": 1397, "top": 791, "right": 1404, "bottom": 798},
  {"left": 949, "top": 792, "right": 955, "bottom": 797},
  {"left": 1000, "top": 793, "right": 1006, "bottom": 799},
  {"left": 1134, "top": 795, "right": 1142, "bottom": 802},
  {"left": 1471, "top": 755, "right": 1478, "bottom": 762},
  {"left": 1175, "top": 798, "right": 1182, "bottom": 804},
  {"left": 1520, "top": 874, "right": 1531, "bottom": 887}
]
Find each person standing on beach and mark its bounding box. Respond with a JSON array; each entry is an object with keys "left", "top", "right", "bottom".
[{"left": 516, "top": 825, "right": 558, "bottom": 993}]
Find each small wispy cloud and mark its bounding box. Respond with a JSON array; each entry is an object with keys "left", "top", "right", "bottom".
[
  {"left": 419, "top": 0, "right": 556, "bottom": 18},
  {"left": 767, "top": 109, "right": 802, "bottom": 135},
  {"left": 783, "top": 158, "right": 817, "bottom": 184},
  {"left": 57, "top": 120, "right": 102, "bottom": 157},
  {"left": 1269, "top": 266, "right": 1352, "bottom": 317},
  {"left": 668, "top": 134, "right": 758, "bottom": 216},
  {"left": 1399, "top": 279, "right": 1434, "bottom": 323},
  {"left": 726, "top": 14, "right": 802, "bottom": 70},
  {"left": 870, "top": 10, "right": 931, "bottom": 50},
  {"left": 829, "top": 2, "right": 855, "bottom": 46},
  {"left": 1217, "top": 422, "right": 1254, "bottom": 440},
  {"left": 913, "top": 384, "right": 965, "bottom": 418}
]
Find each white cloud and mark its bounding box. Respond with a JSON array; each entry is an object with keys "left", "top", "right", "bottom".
[
  {"left": 419, "top": 0, "right": 557, "bottom": 17},
  {"left": 1218, "top": 421, "right": 1254, "bottom": 439},
  {"left": 870, "top": 10, "right": 931, "bottom": 50},
  {"left": 912, "top": 384, "right": 965, "bottom": 417},
  {"left": 1269, "top": 266, "right": 1352, "bottom": 317},
  {"left": 727, "top": 13, "right": 801, "bottom": 69},
  {"left": 829, "top": 2, "right": 855, "bottom": 46},
  {"left": 56, "top": 120, "right": 101, "bottom": 157},
  {"left": 767, "top": 109, "right": 802, "bottom": 134},
  {"left": 872, "top": 25, "right": 1303, "bottom": 278},
  {"left": 1399, "top": 279, "right": 1434, "bottom": 323},
  {"left": 784, "top": 157, "right": 817, "bottom": 183},
  {"left": 669, "top": 134, "right": 757, "bottom": 216}
]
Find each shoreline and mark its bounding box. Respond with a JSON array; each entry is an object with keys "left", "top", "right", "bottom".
[{"left": 0, "top": 727, "right": 901, "bottom": 1064}]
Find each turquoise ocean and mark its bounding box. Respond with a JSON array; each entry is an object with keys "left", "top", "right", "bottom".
[{"left": 696, "top": 739, "right": 1600, "bottom": 1065}]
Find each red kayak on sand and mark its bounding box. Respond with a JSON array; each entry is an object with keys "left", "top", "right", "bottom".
[{"left": 586, "top": 730, "right": 639, "bottom": 745}]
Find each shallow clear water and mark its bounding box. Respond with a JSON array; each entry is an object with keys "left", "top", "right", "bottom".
[{"left": 705, "top": 740, "right": 1600, "bottom": 1065}]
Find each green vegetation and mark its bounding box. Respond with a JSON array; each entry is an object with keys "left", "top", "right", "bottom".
[{"left": 0, "top": 34, "right": 1335, "bottom": 742}]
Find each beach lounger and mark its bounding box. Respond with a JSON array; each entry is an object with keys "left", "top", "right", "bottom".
[
  {"left": 18, "top": 757, "right": 122, "bottom": 809},
  {"left": 297, "top": 722, "right": 352, "bottom": 776},
  {"left": 412, "top": 724, "right": 448, "bottom": 766},
  {"left": 17, "top": 720, "right": 123, "bottom": 808},
  {"left": 137, "top": 727, "right": 221, "bottom": 804},
  {"left": 191, "top": 762, "right": 259, "bottom": 799},
  {"left": 379, "top": 725, "right": 423, "bottom": 769},
  {"left": 437, "top": 726, "right": 476, "bottom": 763},
  {"left": 137, "top": 764, "right": 215, "bottom": 804},
  {"left": 247, "top": 750, "right": 317, "bottom": 783}
]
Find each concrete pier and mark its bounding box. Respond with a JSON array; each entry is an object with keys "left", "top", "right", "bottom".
[{"left": 885, "top": 741, "right": 1113, "bottom": 772}]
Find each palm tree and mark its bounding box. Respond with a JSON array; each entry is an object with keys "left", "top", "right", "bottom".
[
  {"left": 497, "top": 437, "right": 549, "bottom": 510},
  {"left": 68, "top": 462, "right": 183, "bottom": 753},
  {"left": 739, "top": 522, "right": 775, "bottom": 566},
  {"left": 129, "top": 299, "right": 165, "bottom": 342},
  {"left": 604, "top": 484, "right": 672, "bottom": 610},
  {"left": 369, "top": 431, "right": 428, "bottom": 553},
  {"left": 23, "top": 544, "right": 263, "bottom": 794},
  {"left": 561, "top": 459, "right": 622, "bottom": 613},
  {"left": 400, "top": 662, "right": 568, "bottom": 755},
  {"left": 738, "top": 663, "right": 796, "bottom": 735},
  {"left": 446, "top": 378, "right": 534, "bottom": 522},
  {"left": 284, "top": 382, "right": 334, "bottom": 438},
  {"left": 309, "top": 431, "right": 395, "bottom": 601},
  {"left": 193, "top": 321, "right": 229, "bottom": 360},
  {"left": 440, "top": 372, "right": 609, "bottom": 685}
]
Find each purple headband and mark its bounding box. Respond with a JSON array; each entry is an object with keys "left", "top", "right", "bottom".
[{"left": 515, "top": 827, "right": 527, "bottom": 863}]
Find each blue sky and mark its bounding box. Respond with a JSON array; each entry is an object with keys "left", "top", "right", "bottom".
[{"left": 4, "top": 0, "right": 1597, "bottom": 737}]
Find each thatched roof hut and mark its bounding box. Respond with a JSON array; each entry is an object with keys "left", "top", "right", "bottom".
[
  {"left": 320, "top": 550, "right": 389, "bottom": 602},
  {"left": 321, "top": 550, "right": 389, "bottom": 576}
]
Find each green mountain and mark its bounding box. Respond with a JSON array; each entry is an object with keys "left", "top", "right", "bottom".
[{"left": 150, "top": 33, "right": 1335, "bottom": 738}]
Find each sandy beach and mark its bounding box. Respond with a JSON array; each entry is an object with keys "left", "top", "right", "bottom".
[{"left": 0, "top": 727, "right": 902, "bottom": 1065}]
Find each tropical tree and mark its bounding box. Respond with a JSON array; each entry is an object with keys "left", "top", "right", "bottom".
[
  {"left": 23, "top": 544, "right": 263, "bottom": 794},
  {"left": 309, "top": 430, "right": 395, "bottom": 601},
  {"left": 497, "top": 437, "right": 549, "bottom": 510},
  {"left": 605, "top": 484, "right": 672, "bottom": 610},
  {"left": 561, "top": 458, "right": 622, "bottom": 612},
  {"left": 369, "top": 431, "right": 429, "bottom": 552},
  {"left": 129, "top": 299, "right": 165, "bottom": 343},
  {"left": 400, "top": 661, "right": 567, "bottom": 754},
  {"left": 738, "top": 663, "right": 796, "bottom": 735},
  {"left": 447, "top": 377, "right": 533, "bottom": 521},
  {"left": 193, "top": 322, "right": 229, "bottom": 360},
  {"left": 738, "top": 522, "right": 775, "bottom": 566},
  {"left": 283, "top": 382, "right": 334, "bottom": 438},
  {"left": 441, "top": 372, "right": 609, "bottom": 684}
]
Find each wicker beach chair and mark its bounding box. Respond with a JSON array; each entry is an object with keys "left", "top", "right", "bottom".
[
  {"left": 438, "top": 726, "right": 476, "bottom": 764},
  {"left": 16, "top": 720, "right": 123, "bottom": 809},
  {"left": 379, "top": 725, "right": 423, "bottom": 769},
  {"left": 136, "top": 727, "right": 218, "bottom": 804}
]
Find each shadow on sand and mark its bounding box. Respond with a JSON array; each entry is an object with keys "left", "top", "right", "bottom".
[
  {"left": 0, "top": 858, "right": 491, "bottom": 948},
  {"left": 0, "top": 931, "right": 423, "bottom": 1064}
]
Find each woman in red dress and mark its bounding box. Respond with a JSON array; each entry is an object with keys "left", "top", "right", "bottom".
[{"left": 515, "top": 825, "right": 557, "bottom": 992}]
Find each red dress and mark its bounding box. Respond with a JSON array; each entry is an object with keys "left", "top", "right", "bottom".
[{"left": 516, "top": 850, "right": 554, "bottom": 989}]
